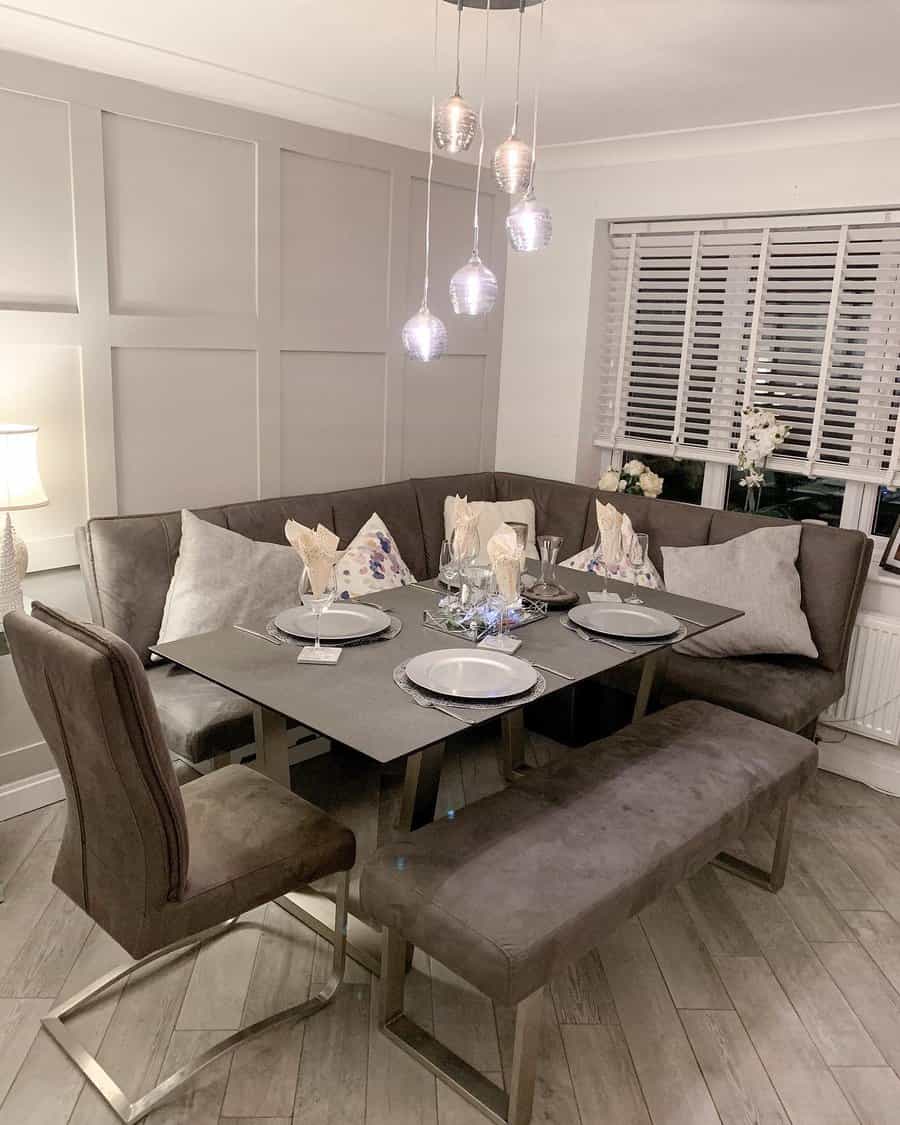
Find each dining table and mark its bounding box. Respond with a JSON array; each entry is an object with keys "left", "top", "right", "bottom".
[{"left": 152, "top": 566, "right": 742, "bottom": 973}]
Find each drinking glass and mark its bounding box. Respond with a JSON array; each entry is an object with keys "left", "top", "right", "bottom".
[
  {"left": 591, "top": 524, "right": 611, "bottom": 597},
  {"left": 625, "top": 534, "right": 649, "bottom": 605},
  {"left": 302, "top": 566, "right": 337, "bottom": 649},
  {"left": 450, "top": 526, "right": 480, "bottom": 585},
  {"left": 493, "top": 556, "right": 522, "bottom": 646},
  {"left": 533, "top": 535, "right": 563, "bottom": 598},
  {"left": 438, "top": 539, "right": 456, "bottom": 608}
]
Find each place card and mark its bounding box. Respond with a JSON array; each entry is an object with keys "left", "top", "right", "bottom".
[
  {"left": 478, "top": 633, "right": 522, "bottom": 654},
  {"left": 588, "top": 591, "right": 623, "bottom": 603},
  {"left": 297, "top": 646, "right": 342, "bottom": 665}
]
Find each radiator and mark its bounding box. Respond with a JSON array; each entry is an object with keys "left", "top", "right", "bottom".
[{"left": 822, "top": 612, "right": 900, "bottom": 745}]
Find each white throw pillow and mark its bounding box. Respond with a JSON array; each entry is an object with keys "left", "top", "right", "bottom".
[
  {"left": 158, "top": 510, "right": 303, "bottom": 644},
  {"left": 661, "top": 525, "right": 818, "bottom": 660},
  {"left": 443, "top": 497, "right": 538, "bottom": 565},
  {"left": 336, "top": 513, "right": 415, "bottom": 600}
]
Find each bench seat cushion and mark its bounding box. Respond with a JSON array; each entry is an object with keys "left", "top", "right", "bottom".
[
  {"left": 603, "top": 654, "right": 843, "bottom": 733},
  {"left": 148, "top": 665, "right": 256, "bottom": 764},
  {"left": 360, "top": 701, "right": 816, "bottom": 1006}
]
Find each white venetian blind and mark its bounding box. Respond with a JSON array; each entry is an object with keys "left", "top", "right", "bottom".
[{"left": 597, "top": 210, "right": 900, "bottom": 484}]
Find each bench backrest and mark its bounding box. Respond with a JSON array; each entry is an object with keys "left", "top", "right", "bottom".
[{"left": 76, "top": 470, "right": 871, "bottom": 674}]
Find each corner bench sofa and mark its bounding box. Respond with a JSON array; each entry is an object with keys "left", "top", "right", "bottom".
[{"left": 75, "top": 471, "right": 872, "bottom": 763}]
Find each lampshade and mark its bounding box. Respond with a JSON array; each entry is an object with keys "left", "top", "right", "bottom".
[
  {"left": 450, "top": 254, "right": 498, "bottom": 316},
  {"left": 492, "top": 134, "right": 532, "bottom": 194},
  {"left": 506, "top": 188, "right": 553, "bottom": 252},
  {"left": 0, "top": 424, "right": 48, "bottom": 511},
  {"left": 434, "top": 94, "right": 478, "bottom": 154},
  {"left": 402, "top": 305, "right": 448, "bottom": 363}
]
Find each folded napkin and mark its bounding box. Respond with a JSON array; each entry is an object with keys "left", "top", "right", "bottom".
[
  {"left": 487, "top": 523, "right": 525, "bottom": 604},
  {"left": 596, "top": 501, "right": 625, "bottom": 568},
  {"left": 285, "top": 520, "right": 341, "bottom": 596},
  {"left": 449, "top": 494, "right": 480, "bottom": 559}
]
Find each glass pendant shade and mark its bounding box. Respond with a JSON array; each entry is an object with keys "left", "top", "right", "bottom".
[
  {"left": 492, "top": 134, "right": 532, "bottom": 194},
  {"left": 450, "top": 254, "right": 498, "bottom": 317},
  {"left": 434, "top": 94, "right": 478, "bottom": 154},
  {"left": 402, "top": 305, "right": 448, "bottom": 362},
  {"left": 506, "top": 189, "right": 553, "bottom": 252}
]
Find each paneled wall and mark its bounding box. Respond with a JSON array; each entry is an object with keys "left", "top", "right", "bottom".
[{"left": 0, "top": 48, "right": 507, "bottom": 572}]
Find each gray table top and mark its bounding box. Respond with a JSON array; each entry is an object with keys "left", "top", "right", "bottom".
[{"left": 152, "top": 568, "right": 741, "bottom": 765}]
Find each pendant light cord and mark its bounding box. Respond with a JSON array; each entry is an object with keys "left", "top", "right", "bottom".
[
  {"left": 472, "top": 0, "right": 492, "bottom": 258},
  {"left": 423, "top": 0, "right": 440, "bottom": 307},
  {"left": 454, "top": 0, "right": 463, "bottom": 95},
  {"left": 511, "top": 0, "right": 525, "bottom": 135},
  {"left": 528, "top": 0, "right": 544, "bottom": 191}
]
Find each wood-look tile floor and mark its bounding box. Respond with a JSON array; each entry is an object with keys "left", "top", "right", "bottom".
[{"left": 3, "top": 727, "right": 900, "bottom": 1125}]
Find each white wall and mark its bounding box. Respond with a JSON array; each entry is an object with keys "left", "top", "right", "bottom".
[
  {"left": 496, "top": 108, "right": 900, "bottom": 484},
  {"left": 0, "top": 47, "right": 508, "bottom": 814}
]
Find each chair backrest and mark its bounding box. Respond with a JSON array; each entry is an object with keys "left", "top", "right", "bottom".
[{"left": 3, "top": 603, "right": 189, "bottom": 953}]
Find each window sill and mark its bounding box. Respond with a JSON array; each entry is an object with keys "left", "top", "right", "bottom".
[{"left": 867, "top": 564, "right": 900, "bottom": 589}]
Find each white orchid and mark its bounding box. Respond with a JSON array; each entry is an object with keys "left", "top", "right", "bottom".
[
  {"left": 597, "top": 469, "right": 621, "bottom": 492},
  {"left": 737, "top": 407, "right": 790, "bottom": 498}
]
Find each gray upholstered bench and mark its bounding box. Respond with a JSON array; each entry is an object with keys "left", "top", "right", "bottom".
[{"left": 359, "top": 699, "right": 818, "bottom": 1125}]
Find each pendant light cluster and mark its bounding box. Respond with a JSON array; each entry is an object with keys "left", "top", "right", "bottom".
[{"left": 402, "top": 0, "right": 551, "bottom": 363}]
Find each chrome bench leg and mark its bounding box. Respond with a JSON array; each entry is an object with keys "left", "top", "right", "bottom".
[
  {"left": 41, "top": 872, "right": 349, "bottom": 1125},
  {"left": 713, "top": 794, "right": 798, "bottom": 893},
  {"left": 379, "top": 927, "right": 544, "bottom": 1125}
]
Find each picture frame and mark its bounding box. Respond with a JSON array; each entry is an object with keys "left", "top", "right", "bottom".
[{"left": 880, "top": 515, "right": 900, "bottom": 574}]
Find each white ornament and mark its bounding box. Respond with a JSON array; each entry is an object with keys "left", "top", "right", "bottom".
[{"left": 0, "top": 513, "right": 24, "bottom": 621}]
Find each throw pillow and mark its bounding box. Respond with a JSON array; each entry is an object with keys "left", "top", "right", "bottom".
[
  {"left": 336, "top": 512, "right": 415, "bottom": 600},
  {"left": 443, "top": 497, "right": 539, "bottom": 565},
  {"left": 158, "top": 510, "right": 303, "bottom": 644},
  {"left": 661, "top": 524, "right": 818, "bottom": 659}
]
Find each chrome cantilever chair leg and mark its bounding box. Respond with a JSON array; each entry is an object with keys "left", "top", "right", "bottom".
[{"left": 41, "top": 871, "right": 350, "bottom": 1125}]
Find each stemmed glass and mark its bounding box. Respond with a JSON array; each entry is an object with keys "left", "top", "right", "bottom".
[
  {"left": 302, "top": 566, "right": 337, "bottom": 650},
  {"left": 625, "top": 534, "right": 649, "bottom": 605},
  {"left": 590, "top": 523, "right": 611, "bottom": 598},
  {"left": 532, "top": 535, "right": 563, "bottom": 599},
  {"left": 438, "top": 539, "right": 455, "bottom": 608}
]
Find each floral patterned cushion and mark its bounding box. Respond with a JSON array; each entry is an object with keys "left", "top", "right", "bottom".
[
  {"left": 336, "top": 512, "right": 416, "bottom": 600},
  {"left": 560, "top": 544, "right": 663, "bottom": 590}
]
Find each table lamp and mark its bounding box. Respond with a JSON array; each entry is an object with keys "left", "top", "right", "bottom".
[{"left": 0, "top": 424, "right": 48, "bottom": 623}]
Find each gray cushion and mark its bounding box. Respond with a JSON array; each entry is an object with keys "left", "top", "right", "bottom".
[
  {"left": 662, "top": 525, "right": 818, "bottom": 660},
  {"left": 360, "top": 701, "right": 817, "bottom": 1006},
  {"left": 148, "top": 664, "right": 256, "bottom": 763},
  {"left": 158, "top": 510, "right": 302, "bottom": 645}
]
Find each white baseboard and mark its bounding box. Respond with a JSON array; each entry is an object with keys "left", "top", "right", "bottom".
[
  {"left": 817, "top": 730, "right": 900, "bottom": 797},
  {"left": 0, "top": 768, "right": 65, "bottom": 821}
]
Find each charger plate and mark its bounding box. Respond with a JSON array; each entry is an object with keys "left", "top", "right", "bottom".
[
  {"left": 405, "top": 648, "right": 537, "bottom": 700},
  {"left": 568, "top": 602, "right": 680, "bottom": 640},
  {"left": 274, "top": 602, "right": 391, "bottom": 641}
]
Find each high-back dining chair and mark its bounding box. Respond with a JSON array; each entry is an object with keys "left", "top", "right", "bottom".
[{"left": 4, "top": 603, "right": 356, "bottom": 1124}]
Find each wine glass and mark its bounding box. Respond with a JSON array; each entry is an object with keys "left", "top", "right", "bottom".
[
  {"left": 590, "top": 524, "right": 611, "bottom": 598},
  {"left": 302, "top": 566, "right": 336, "bottom": 650},
  {"left": 438, "top": 539, "right": 455, "bottom": 608},
  {"left": 625, "top": 534, "right": 649, "bottom": 605},
  {"left": 532, "top": 535, "right": 563, "bottom": 598}
]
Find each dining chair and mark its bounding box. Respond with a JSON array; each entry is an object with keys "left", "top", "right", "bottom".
[{"left": 3, "top": 602, "right": 356, "bottom": 1125}]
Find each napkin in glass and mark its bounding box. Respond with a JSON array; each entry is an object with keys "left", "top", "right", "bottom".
[
  {"left": 487, "top": 522, "right": 525, "bottom": 604},
  {"left": 449, "top": 494, "right": 480, "bottom": 559},
  {"left": 285, "top": 520, "right": 340, "bottom": 596}
]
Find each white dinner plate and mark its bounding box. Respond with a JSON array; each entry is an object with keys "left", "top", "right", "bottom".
[
  {"left": 568, "top": 602, "right": 681, "bottom": 640},
  {"left": 405, "top": 649, "right": 538, "bottom": 700},
  {"left": 274, "top": 602, "right": 391, "bottom": 641}
]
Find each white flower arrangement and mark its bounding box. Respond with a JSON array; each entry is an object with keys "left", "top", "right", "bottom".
[
  {"left": 737, "top": 407, "right": 790, "bottom": 491},
  {"left": 598, "top": 460, "right": 664, "bottom": 499}
]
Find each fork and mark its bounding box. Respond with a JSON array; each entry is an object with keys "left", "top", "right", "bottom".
[
  {"left": 411, "top": 694, "right": 476, "bottom": 725},
  {"left": 562, "top": 618, "right": 636, "bottom": 655}
]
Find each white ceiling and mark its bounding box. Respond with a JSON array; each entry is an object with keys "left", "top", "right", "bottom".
[{"left": 3, "top": 1, "right": 900, "bottom": 152}]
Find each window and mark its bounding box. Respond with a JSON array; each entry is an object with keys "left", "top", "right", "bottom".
[
  {"left": 597, "top": 211, "right": 900, "bottom": 494},
  {"left": 725, "top": 467, "right": 846, "bottom": 527},
  {"left": 622, "top": 451, "right": 705, "bottom": 505}
]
